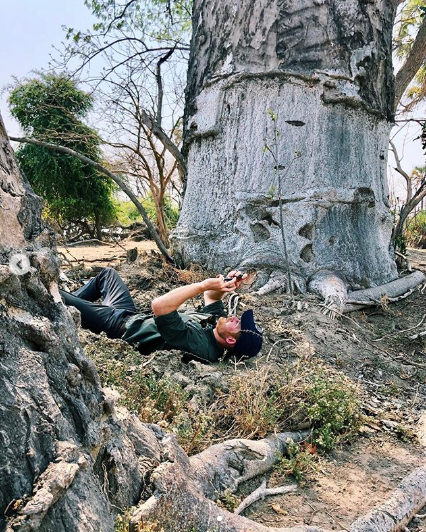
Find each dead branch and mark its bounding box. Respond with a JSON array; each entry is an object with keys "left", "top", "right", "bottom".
[
  {"left": 65, "top": 239, "right": 115, "bottom": 247},
  {"left": 344, "top": 271, "right": 425, "bottom": 313},
  {"left": 234, "top": 480, "right": 297, "bottom": 515}
]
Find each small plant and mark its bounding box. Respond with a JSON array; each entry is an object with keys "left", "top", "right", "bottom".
[
  {"left": 275, "top": 440, "right": 318, "bottom": 481},
  {"left": 174, "top": 411, "right": 214, "bottom": 455},
  {"left": 263, "top": 108, "right": 304, "bottom": 295},
  {"left": 115, "top": 511, "right": 164, "bottom": 532},
  {"left": 304, "top": 372, "right": 362, "bottom": 451},
  {"left": 216, "top": 489, "right": 240, "bottom": 512}
]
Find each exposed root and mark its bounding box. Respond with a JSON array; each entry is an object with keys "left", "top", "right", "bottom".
[
  {"left": 308, "top": 270, "right": 347, "bottom": 319},
  {"left": 256, "top": 270, "right": 307, "bottom": 296},
  {"left": 344, "top": 271, "right": 425, "bottom": 313},
  {"left": 234, "top": 480, "right": 297, "bottom": 515}
]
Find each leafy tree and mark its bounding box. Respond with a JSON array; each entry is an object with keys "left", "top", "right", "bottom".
[
  {"left": 50, "top": 0, "right": 191, "bottom": 245},
  {"left": 393, "top": 0, "right": 426, "bottom": 109},
  {"left": 9, "top": 73, "right": 116, "bottom": 240}
]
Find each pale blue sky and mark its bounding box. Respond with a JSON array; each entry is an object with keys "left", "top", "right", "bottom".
[
  {"left": 0, "top": 0, "right": 96, "bottom": 135},
  {"left": 0, "top": 0, "right": 423, "bottom": 199}
]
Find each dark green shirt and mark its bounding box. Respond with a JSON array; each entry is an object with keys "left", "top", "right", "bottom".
[{"left": 122, "top": 300, "right": 226, "bottom": 362}]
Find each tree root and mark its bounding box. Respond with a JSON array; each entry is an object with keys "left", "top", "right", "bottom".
[
  {"left": 344, "top": 270, "right": 425, "bottom": 313},
  {"left": 127, "top": 424, "right": 426, "bottom": 532},
  {"left": 130, "top": 431, "right": 311, "bottom": 531},
  {"left": 234, "top": 480, "right": 297, "bottom": 515}
]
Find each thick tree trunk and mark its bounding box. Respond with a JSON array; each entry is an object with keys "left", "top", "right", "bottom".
[{"left": 173, "top": 0, "right": 398, "bottom": 292}]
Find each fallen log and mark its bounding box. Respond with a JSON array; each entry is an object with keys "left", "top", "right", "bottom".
[{"left": 344, "top": 270, "right": 425, "bottom": 313}]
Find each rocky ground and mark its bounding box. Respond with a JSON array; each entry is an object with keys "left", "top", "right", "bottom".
[{"left": 59, "top": 242, "right": 426, "bottom": 532}]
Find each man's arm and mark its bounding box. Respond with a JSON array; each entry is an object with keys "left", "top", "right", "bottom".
[
  {"left": 151, "top": 276, "right": 237, "bottom": 316},
  {"left": 203, "top": 270, "right": 246, "bottom": 306}
]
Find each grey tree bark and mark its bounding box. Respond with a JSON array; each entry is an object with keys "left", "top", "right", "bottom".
[{"left": 173, "top": 0, "right": 399, "bottom": 297}]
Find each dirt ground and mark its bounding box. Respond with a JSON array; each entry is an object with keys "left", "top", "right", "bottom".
[{"left": 59, "top": 241, "right": 426, "bottom": 531}]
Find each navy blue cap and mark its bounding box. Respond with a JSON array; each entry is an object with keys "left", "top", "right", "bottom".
[{"left": 233, "top": 309, "right": 263, "bottom": 358}]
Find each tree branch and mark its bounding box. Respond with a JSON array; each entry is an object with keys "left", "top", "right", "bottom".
[
  {"left": 394, "top": 14, "right": 426, "bottom": 109},
  {"left": 139, "top": 108, "right": 186, "bottom": 179},
  {"left": 389, "top": 140, "right": 412, "bottom": 202},
  {"left": 9, "top": 135, "right": 174, "bottom": 264},
  {"left": 156, "top": 49, "right": 175, "bottom": 126}
]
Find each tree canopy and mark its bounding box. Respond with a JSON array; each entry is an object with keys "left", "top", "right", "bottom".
[{"left": 9, "top": 73, "right": 116, "bottom": 239}]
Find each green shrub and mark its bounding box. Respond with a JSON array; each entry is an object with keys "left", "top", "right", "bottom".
[
  {"left": 112, "top": 194, "right": 179, "bottom": 229},
  {"left": 406, "top": 210, "right": 426, "bottom": 248},
  {"left": 304, "top": 372, "right": 362, "bottom": 451},
  {"left": 275, "top": 440, "right": 317, "bottom": 481}
]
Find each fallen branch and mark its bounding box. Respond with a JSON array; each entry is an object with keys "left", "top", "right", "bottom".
[
  {"left": 234, "top": 480, "right": 297, "bottom": 515},
  {"left": 64, "top": 239, "right": 115, "bottom": 247},
  {"left": 344, "top": 271, "right": 425, "bottom": 313}
]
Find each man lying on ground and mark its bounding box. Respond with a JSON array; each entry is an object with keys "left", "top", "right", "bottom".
[{"left": 60, "top": 267, "right": 263, "bottom": 362}]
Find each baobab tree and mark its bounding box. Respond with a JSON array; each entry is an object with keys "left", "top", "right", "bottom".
[{"left": 173, "top": 0, "right": 425, "bottom": 305}]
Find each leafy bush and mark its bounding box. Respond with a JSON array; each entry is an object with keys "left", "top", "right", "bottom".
[
  {"left": 112, "top": 195, "right": 179, "bottom": 229},
  {"left": 304, "top": 372, "right": 362, "bottom": 450},
  {"left": 275, "top": 440, "right": 318, "bottom": 481},
  {"left": 405, "top": 210, "right": 426, "bottom": 248}
]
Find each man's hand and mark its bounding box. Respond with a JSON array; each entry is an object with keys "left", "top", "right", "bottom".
[{"left": 203, "top": 271, "right": 246, "bottom": 305}]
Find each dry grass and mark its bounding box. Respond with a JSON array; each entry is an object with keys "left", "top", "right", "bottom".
[{"left": 210, "top": 358, "right": 362, "bottom": 449}]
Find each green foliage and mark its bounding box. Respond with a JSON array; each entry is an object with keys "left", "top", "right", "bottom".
[
  {"left": 113, "top": 195, "right": 179, "bottom": 229},
  {"left": 216, "top": 489, "right": 239, "bottom": 512},
  {"left": 9, "top": 73, "right": 116, "bottom": 231},
  {"left": 142, "top": 194, "right": 179, "bottom": 230},
  {"left": 405, "top": 210, "right": 426, "bottom": 248},
  {"left": 275, "top": 441, "right": 317, "bottom": 481},
  {"left": 304, "top": 372, "right": 362, "bottom": 451},
  {"left": 112, "top": 198, "right": 143, "bottom": 226},
  {"left": 80, "top": 0, "right": 192, "bottom": 44}
]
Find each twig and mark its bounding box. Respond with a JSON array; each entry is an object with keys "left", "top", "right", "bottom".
[
  {"left": 113, "top": 238, "right": 127, "bottom": 252},
  {"left": 234, "top": 480, "right": 297, "bottom": 515},
  {"left": 65, "top": 239, "right": 115, "bottom": 247},
  {"left": 372, "top": 313, "right": 426, "bottom": 342},
  {"left": 323, "top": 509, "right": 350, "bottom": 532},
  {"left": 266, "top": 338, "right": 295, "bottom": 361},
  {"left": 63, "top": 247, "right": 83, "bottom": 265},
  {"left": 409, "top": 329, "right": 426, "bottom": 340},
  {"left": 142, "top": 353, "right": 157, "bottom": 367}
]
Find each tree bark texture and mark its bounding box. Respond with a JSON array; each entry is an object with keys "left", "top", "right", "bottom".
[
  {"left": 0, "top": 112, "right": 161, "bottom": 531},
  {"left": 174, "top": 0, "right": 398, "bottom": 290}
]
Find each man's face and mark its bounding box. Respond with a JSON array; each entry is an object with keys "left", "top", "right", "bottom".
[{"left": 216, "top": 316, "right": 242, "bottom": 340}]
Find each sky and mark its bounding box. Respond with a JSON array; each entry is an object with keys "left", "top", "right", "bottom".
[
  {"left": 0, "top": 0, "right": 423, "bottom": 201},
  {"left": 0, "top": 0, "right": 96, "bottom": 135}
]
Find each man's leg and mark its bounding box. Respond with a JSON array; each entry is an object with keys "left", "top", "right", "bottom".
[
  {"left": 73, "top": 267, "right": 136, "bottom": 311},
  {"left": 60, "top": 290, "right": 117, "bottom": 335}
]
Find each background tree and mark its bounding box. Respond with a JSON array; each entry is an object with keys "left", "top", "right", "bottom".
[
  {"left": 50, "top": 0, "right": 191, "bottom": 244},
  {"left": 9, "top": 73, "right": 116, "bottom": 241}
]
